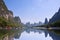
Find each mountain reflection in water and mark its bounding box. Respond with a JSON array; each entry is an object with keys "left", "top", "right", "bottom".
[
  {"left": 0, "top": 28, "right": 60, "bottom": 40},
  {"left": 14, "top": 28, "right": 60, "bottom": 40}
]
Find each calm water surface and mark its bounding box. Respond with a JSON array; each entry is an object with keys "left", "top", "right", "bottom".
[
  {"left": 14, "top": 28, "right": 60, "bottom": 40},
  {"left": 14, "top": 30, "right": 53, "bottom": 40},
  {"left": 0, "top": 28, "right": 60, "bottom": 40}
]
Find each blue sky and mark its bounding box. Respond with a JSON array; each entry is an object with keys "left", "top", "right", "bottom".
[{"left": 4, "top": 0, "right": 60, "bottom": 24}]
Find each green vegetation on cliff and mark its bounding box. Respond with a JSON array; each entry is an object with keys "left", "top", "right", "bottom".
[
  {"left": 0, "top": 17, "right": 22, "bottom": 28},
  {"left": 0, "top": 17, "right": 8, "bottom": 27},
  {"left": 0, "top": 0, "right": 23, "bottom": 28},
  {"left": 51, "top": 21, "right": 60, "bottom": 27}
]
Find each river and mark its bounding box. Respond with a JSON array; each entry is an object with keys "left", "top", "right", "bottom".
[{"left": 0, "top": 28, "right": 60, "bottom": 40}]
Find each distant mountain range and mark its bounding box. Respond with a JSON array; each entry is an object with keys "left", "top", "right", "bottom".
[
  {"left": 25, "top": 22, "right": 43, "bottom": 27},
  {"left": 49, "top": 8, "right": 60, "bottom": 23},
  {"left": 25, "top": 8, "right": 60, "bottom": 27}
]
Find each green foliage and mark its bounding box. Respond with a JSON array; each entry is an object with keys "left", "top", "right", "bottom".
[
  {"left": 0, "top": 17, "right": 22, "bottom": 28},
  {"left": 38, "top": 24, "right": 48, "bottom": 27},
  {"left": 0, "top": 17, "right": 8, "bottom": 27},
  {"left": 0, "top": 0, "right": 22, "bottom": 28},
  {"left": 51, "top": 20, "right": 60, "bottom": 27}
]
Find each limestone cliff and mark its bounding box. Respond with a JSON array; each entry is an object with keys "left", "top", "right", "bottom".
[
  {"left": 49, "top": 8, "right": 60, "bottom": 23},
  {"left": 0, "top": 0, "right": 13, "bottom": 20}
]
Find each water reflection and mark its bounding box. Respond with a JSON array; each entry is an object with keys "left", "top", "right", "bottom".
[
  {"left": 0, "top": 29, "right": 22, "bottom": 40},
  {"left": 0, "top": 28, "right": 60, "bottom": 40},
  {"left": 15, "top": 31, "right": 53, "bottom": 40},
  {"left": 49, "top": 31, "right": 60, "bottom": 40}
]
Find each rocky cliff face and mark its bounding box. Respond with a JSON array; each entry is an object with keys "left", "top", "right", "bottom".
[
  {"left": 0, "top": 0, "right": 13, "bottom": 20},
  {"left": 44, "top": 18, "right": 48, "bottom": 24},
  {"left": 0, "top": 0, "right": 8, "bottom": 11},
  {"left": 14, "top": 16, "right": 21, "bottom": 23},
  {"left": 49, "top": 8, "right": 60, "bottom": 23},
  {"left": 0, "top": 0, "right": 22, "bottom": 23}
]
